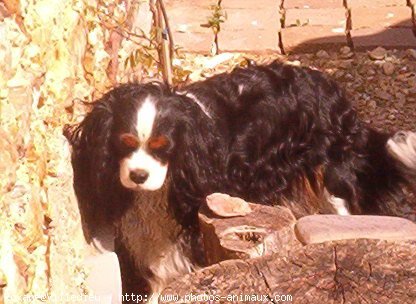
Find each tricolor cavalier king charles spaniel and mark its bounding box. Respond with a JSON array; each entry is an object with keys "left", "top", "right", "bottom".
[{"left": 65, "top": 61, "right": 416, "bottom": 302}]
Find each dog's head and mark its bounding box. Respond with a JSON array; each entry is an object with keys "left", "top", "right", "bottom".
[
  {"left": 65, "top": 83, "right": 198, "bottom": 194},
  {"left": 114, "top": 89, "right": 168, "bottom": 191}
]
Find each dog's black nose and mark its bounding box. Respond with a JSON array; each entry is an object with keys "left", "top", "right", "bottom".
[{"left": 129, "top": 170, "right": 149, "bottom": 184}]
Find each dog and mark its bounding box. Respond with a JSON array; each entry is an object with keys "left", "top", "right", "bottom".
[{"left": 65, "top": 61, "right": 416, "bottom": 302}]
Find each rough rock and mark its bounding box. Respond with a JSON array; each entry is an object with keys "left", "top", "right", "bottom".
[
  {"left": 406, "top": 48, "right": 416, "bottom": 60},
  {"left": 368, "top": 100, "right": 377, "bottom": 109},
  {"left": 369, "top": 46, "right": 387, "bottom": 60},
  {"left": 316, "top": 49, "right": 330, "bottom": 59},
  {"left": 339, "top": 46, "right": 354, "bottom": 58},
  {"left": 0, "top": 128, "right": 18, "bottom": 194},
  {"left": 383, "top": 61, "right": 395, "bottom": 75}
]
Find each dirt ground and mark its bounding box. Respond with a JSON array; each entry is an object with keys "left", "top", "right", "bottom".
[
  {"left": 174, "top": 48, "right": 416, "bottom": 134},
  {"left": 287, "top": 49, "right": 416, "bottom": 134}
]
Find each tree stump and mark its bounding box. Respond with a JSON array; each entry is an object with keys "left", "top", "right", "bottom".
[
  {"left": 161, "top": 194, "right": 416, "bottom": 303},
  {"left": 199, "top": 193, "right": 301, "bottom": 265},
  {"left": 162, "top": 239, "right": 416, "bottom": 303}
]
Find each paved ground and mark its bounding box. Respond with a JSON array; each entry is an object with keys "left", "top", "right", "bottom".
[{"left": 165, "top": 0, "right": 416, "bottom": 53}]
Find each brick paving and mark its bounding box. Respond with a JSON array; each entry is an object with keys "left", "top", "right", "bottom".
[
  {"left": 284, "top": 8, "right": 347, "bottom": 27},
  {"left": 351, "top": 7, "right": 413, "bottom": 29},
  {"left": 219, "top": 0, "right": 280, "bottom": 52},
  {"left": 165, "top": 0, "right": 215, "bottom": 53},
  {"left": 283, "top": 0, "right": 343, "bottom": 9},
  {"left": 165, "top": 0, "right": 416, "bottom": 53},
  {"left": 345, "top": 0, "right": 408, "bottom": 8},
  {"left": 351, "top": 28, "right": 416, "bottom": 50},
  {"left": 281, "top": 26, "right": 348, "bottom": 53}
]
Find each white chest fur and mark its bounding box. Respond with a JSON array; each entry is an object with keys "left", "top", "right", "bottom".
[{"left": 118, "top": 183, "right": 195, "bottom": 300}]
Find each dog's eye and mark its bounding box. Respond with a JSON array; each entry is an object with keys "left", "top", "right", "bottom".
[
  {"left": 120, "top": 133, "right": 140, "bottom": 149},
  {"left": 148, "top": 135, "right": 168, "bottom": 151}
]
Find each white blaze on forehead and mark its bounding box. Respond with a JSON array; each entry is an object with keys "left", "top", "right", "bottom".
[{"left": 136, "top": 97, "right": 157, "bottom": 142}]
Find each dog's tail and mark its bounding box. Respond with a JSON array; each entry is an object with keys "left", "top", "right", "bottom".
[
  {"left": 387, "top": 131, "right": 416, "bottom": 176},
  {"left": 360, "top": 129, "right": 416, "bottom": 214}
]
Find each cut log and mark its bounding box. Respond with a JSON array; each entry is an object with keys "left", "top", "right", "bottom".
[
  {"left": 162, "top": 239, "right": 416, "bottom": 303},
  {"left": 295, "top": 214, "right": 416, "bottom": 244},
  {"left": 199, "top": 195, "right": 301, "bottom": 265}
]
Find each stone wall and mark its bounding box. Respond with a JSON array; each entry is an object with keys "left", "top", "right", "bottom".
[{"left": 0, "top": 0, "right": 153, "bottom": 302}]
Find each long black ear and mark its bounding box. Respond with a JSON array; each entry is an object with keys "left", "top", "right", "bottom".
[
  {"left": 64, "top": 97, "right": 131, "bottom": 244},
  {"left": 167, "top": 98, "right": 225, "bottom": 228}
]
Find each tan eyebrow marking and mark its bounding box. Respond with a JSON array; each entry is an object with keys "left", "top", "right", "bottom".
[
  {"left": 148, "top": 135, "right": 168, "bottom": 150},
  {"left": 120, "top": 133, "right": 140, "bottom": 149}
]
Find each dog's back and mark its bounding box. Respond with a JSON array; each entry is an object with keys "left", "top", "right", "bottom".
[{"left": 180, "top": 61, "right": 415, "bottom": 216}]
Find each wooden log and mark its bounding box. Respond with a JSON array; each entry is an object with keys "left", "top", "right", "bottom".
[
  {"left": 162, "top": 239, "right": 416, "bottom": 303},
  {"left": 199, "top": 193, "right": 301, "bottom": 265}
]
